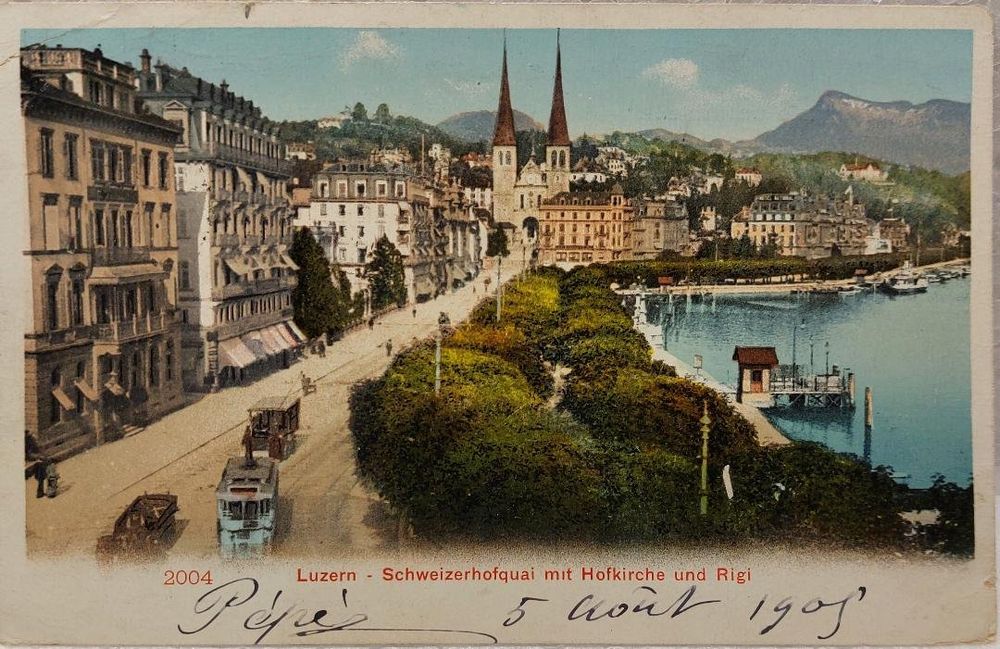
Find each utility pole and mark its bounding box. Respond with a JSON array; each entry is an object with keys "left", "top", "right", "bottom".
[
  {"left": 496, "top": 255, "right": 502, "bottom": 322},
  {"left": 434, "top": 312, "right": 450, "bottom": 396},
  {"left": 699, "top": 401, "right": 711, "bottom": 516}
]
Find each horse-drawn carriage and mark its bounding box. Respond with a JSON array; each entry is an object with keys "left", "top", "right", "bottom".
[{"left": 96, "top": 493, "right": 179, "bottom": 560}]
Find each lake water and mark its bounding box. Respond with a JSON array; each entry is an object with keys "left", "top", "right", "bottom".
[{"left": 645, "top": 279, "right": 972, "bottom": 487}]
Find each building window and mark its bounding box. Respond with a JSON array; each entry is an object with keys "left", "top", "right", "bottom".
[
  {"left": 158, "top": 152, "right": 169, "bottom": 189},
  {"left": 319, "top": 182, "right": 329, "bottom": 198},
  {"left": 149, "top": 346, "right": 160, "bottom": 387},
  {"left": 64, "top": 134, "right": 78, "bottom": 180},
  {"left": 71, "top": 278, "right": 84, "bottom": 326},
  {"left": 50, "top": 368, "right": 61, "bottom": 424},
  {"left": 91, "top": 141, "right": 106, "bottom": 181},
  {"left": 179, "top": 261, "right": 190, "bottom": 290},
  {"left": 141, "top": 149, "right": 151, "bottom": 186},
  {"left": 376, "top": 181, "right": 387, "bottom": 197},
  {"left": 357, "top": 205, "right": 364, "bottom": 217},
  {"left": 46, "top": 276, "right": 60, "bottom": 330},
  {"left": 395, "top": 181, "right": 405, "bottom": 198},
  {"left": 166, "top": 341, "right": 174, "bottom": 381},
  {"left": 320, "top": 203, "right": 327, "bottom": 216},
  {"left": 357, "top": 248, "right": 366, "bottom": 264},
  {"left": 122, "top": 147, "right": 133, "bottom": 186},
  {"left": 69, "top": 199, "right": 83, "bottom": 251},
  {"left": 94, "top": 209, "right": 105, "bottom": 246},
  {"left": 40, "top": 129, "right": 54, "bottom": 178},
  {"left": 355, "top": 182, "right": 366, "bottom": 196},
  {"left": 358, "top": 226, "right": 365, "bottom": 238},
  {"left": 338, "top": 204, "right": 346, "bottom": 216},
  {"left": 337, "top": 181, "right": 347, "bottom": 197}
]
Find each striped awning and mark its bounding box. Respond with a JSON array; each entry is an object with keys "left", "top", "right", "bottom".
[
  {"left": 286, "top": 321, "right": 307, "bottom": 343},
  {"left": 275, "top": 324, "right": 299, "bottom": 349},
  {"left": 218, "top": 337, "right": 256, "bottom": 369},
  {"left": 74, "top": 378, "right": 99, "bottom": 402}
]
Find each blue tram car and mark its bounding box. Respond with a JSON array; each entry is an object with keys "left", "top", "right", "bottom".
[{"left": 215, "top": 456, "right": 279, "bottom": 559}]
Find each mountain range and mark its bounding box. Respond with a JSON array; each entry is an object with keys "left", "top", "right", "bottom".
[{"left": 437, "top": 91, "right": 970, "bottom": 174}]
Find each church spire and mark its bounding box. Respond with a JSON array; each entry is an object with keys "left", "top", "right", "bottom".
[
  {"left": 547, "top": 29, "right": 571, "bottom": 147},
  {"left": 492, "top": 34, "right": 517, "bottom": 147}
]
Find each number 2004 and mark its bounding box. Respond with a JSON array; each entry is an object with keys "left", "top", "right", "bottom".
[{"left": 163, "top": 569, "right": 213, "bottom": 585}]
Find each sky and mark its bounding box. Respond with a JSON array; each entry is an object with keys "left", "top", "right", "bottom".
[{"left": 23, "top": 28, "right": 972, "bottom": 142}]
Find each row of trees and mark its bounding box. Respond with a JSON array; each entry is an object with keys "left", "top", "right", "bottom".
[
  {"left": 289, "top": 229, "right": 408, "bottom": 340},
  {"left": 348, "top": 265, "right": 957, "bottom": 549}
]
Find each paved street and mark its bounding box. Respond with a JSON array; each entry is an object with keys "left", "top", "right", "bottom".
[{"left": 26, "top": 255, "right": 526, "bottom": 560}]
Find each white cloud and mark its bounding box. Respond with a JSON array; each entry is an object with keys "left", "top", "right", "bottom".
[
  {"left": 642, "top": 58, "right": 699, "bottom": 88},
  {"left": 341, "top": 31, "right": 400, "bottom": 69},
  {"left": 443, "top": 78, "right": 488, "bottom": 97}
]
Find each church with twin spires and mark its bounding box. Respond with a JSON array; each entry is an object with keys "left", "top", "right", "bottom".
[{"left": 490, "top": 34, "right": 571, "bottom": 241}]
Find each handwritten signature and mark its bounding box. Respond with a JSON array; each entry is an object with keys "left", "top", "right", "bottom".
[{"left": 176, "top": 577, "right": 498, "bottom": 644}]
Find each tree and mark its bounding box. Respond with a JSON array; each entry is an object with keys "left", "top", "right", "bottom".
[
  {"left": 486, "top": 227, "right": 511, "bottom": 322},
  {"left": 374, "top": 103, "right": 391, "bottom": 123},
  {"left": 352, "top": 102, "right": 368, "bottom": 122},
  {"left": 289, "top": 228, "right": 341, "bottom": 339},
  {"left": 366, "top": 236, "right": 407, "bottom": 310}
]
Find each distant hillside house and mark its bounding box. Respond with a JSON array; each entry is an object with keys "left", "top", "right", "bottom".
[
  {"left": 735, "top": 167, "right": 762, "bottom": 187},
  {"left": 570, "top": 158, "right": 607, "bottom": 184},
  {"left": 286, "top": 141, "right": 316, "bottom": 161},
  {"left": 461, "top": 152, "right": 492, "bottom": 169},
  {"left": 699, "top": 205, "right": 717, "bottom": 232},
  {"left": 838, "top": 162, "right": 887, "bottom": 182},
  {"left": 876, "top": 217, "right": 910, "bottom": 254},
  {"left": 730, "top": 191, "right": 869, "bottom": 259},
  {"left": 369, "top": 146, "right": 413, "bottom": 167},
  {"left": 317, "top": 112, "right": 351, "bottom": 130}
]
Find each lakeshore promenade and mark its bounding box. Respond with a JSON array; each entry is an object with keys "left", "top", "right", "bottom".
[
  {"left": 638, "top": 323, "right": 790, "bottom": 446},
  {"left": 621, "top": 258, "right": 970, "bottom": 297}
]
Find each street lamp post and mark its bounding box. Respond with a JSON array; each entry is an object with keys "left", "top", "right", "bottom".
[
  {"left": 434, "top": 312, "right": 451, "bottom": 396},
  {"left": 699, "top": 401, "right": 711, "bottom": 516},
  {"left": 791, "top": 318, "right": 806, "bottom": 385}
]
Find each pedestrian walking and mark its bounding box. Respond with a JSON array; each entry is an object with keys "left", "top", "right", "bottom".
[
  {"left": 368, "top": 317, "right": 375, "bottom": 330},
  {"left": 473, "top": 286, "right": 476, "bottom": 294},
  {"left": 44, "top": 461, "right": 59, "bottom": 498},
  {"left": 385, "top": 338, "right": 393, "bottom": 357},
  {"left": 412, "top": 307, "right": 417, "bottom": 318}
]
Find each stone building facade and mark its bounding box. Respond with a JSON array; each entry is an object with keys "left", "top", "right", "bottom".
[
  {"left": 631, "top": 199, "right": 690, "bottom": 259},
  {"left": 136, "top": 51, "right": 302, "bottom": 390},
  {"left": 730, "top": 191, "right": 869, "bottom": 259},
  {"left": 299, "top": 161, "right": 482, "bottom": 305},
  {"left": 537, "top": 184, "right": 631, "bottom": 265},
  {"left": 21, "top": 45, "right": 184, "bottom": 457}
]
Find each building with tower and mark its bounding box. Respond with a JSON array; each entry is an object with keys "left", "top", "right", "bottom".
[{"left": 490, "top": 33, "right": 572, "bottom": 244}]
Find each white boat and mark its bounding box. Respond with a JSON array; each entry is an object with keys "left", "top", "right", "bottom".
[{"left": 881, "top": 263, "right": 929, "bottom": 294}]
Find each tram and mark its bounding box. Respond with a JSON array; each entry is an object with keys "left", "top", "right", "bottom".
[{"left": 215, "top": 451, "right": 279, "bottom": 559}]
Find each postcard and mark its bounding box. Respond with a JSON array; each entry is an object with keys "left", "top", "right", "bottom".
[{"left": 0, "top": 1, "right": 994, "bottom": 646}]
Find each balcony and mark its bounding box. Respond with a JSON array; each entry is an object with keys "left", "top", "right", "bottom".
[
  {"left": 212, "top": 307, "right": 294, "bottom": 342},
  {"left": 188, "top": 142, "right": 294, "bottom": 176},
  {"left": 212, "top": 276, "right": 296, "bottom": 300},
  {"left": 91, "top": 246, "right": 152, "bottom": 266},
  {"left": 214, "top": 233, "right": 241, "bottom": 248},
  {"left": 93, "top": 311, "right": 173, "bottom": 344},
  {"left": 88, "top": 184, "right": 139, "bottom": 204}
]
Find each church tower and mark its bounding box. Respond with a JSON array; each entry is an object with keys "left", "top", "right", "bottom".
[
  {"left": 491, "top": 38, "right": 518, "bottom": 227},
  {"left": 545, "top": 31, "right": 571, "bottom": 196}
]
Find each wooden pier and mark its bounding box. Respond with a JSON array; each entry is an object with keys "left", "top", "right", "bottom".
[{"left": 769, "top": 364, "right": 856, "bottom": 408}]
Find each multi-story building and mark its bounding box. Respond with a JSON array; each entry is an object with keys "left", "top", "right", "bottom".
[
  {"left": 631, "top": 199, "right": 690, "bottom": 259},
  {"left": 537, "top": 184, "right": 631, "bottom": 265},
  {"left": 876, "top": 217, "right": 911, "bottom": 254},
  {"left": 296, "top": 160, "right": 436, "bottom": 301},
  {"left": 136, "top": 52, "right": 302, "bottom": 390},
  {"left": 730, "top": 191, "right": 869, "bottom": 259},
  {"left": 699, "top": 205, "right": 718, "bottom": 232},
  {"left": 286, "top": 141, "right": 316, "bottom": 161},
  {"left": 21, "top": 45, "right": 184, "bottom": 457}
]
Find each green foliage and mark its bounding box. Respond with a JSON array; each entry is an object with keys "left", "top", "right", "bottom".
[
  {"left": 486, "top": 228, "right": 510, "bottom": 259},
  {"left": 911, "top": 475, "right": 974, "bottom": 556},
  {"left": 351, "top": 102, "right": 368, "bottom": 121},
  {"left": 374, "top": 103, "right": 391, "bottom": 123},
  {"left": 716, "top": 443, "right": 905, "bottom": 545},
  {"left": 365, "top": 236, "right": 408, "bottom": 309},
  {"left": 348, "top": 257, "right": 941, "bottom": 552},
  {"left": 289, "top": 228, "right": 353, "bottom": 338}
]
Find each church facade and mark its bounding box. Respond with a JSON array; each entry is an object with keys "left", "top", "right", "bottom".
[{"left": 490, "top": 36, "right": 571, "bottom": 243}]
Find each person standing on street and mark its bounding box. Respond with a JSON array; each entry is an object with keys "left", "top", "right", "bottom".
[
  {"left": 412, "top": 307, "right": 417, "bottom": 319},
  {"left": 385, "top": 338, "right": 393, "bottom": 357},
  {"left": 25, "top": 430, "right": 45, "bottom": 498}
]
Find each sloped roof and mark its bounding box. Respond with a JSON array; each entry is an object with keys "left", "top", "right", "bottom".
[
  {"left": 732, "top": 346, "right": 779, "bottom": 366},
  {"left": 547, "top": 38, "right": 571, "bottom": 147}
]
